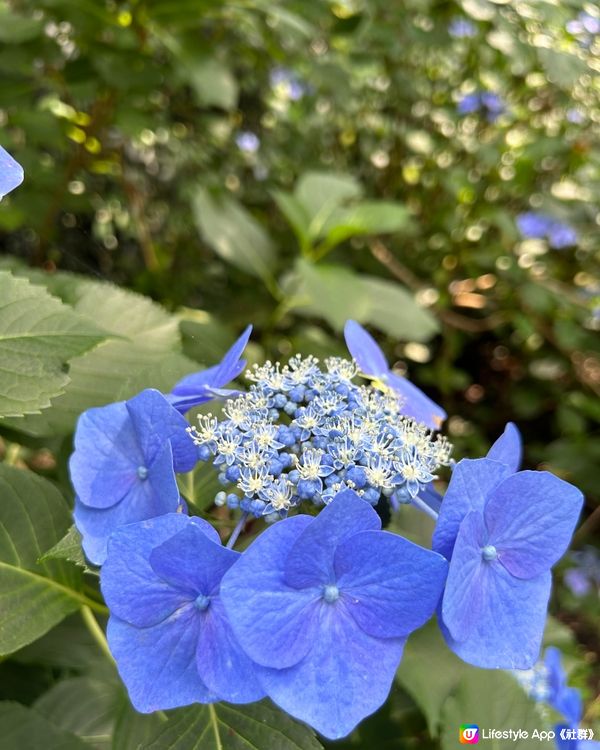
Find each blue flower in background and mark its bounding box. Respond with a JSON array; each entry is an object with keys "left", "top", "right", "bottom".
[
  {"left": 448, "top": 17, "right": 477, "bottom": 38},
  {"left": 433, "top": 458, "right": 583, "bottom": 668},
  {"left": 167, "top": 325, "right": 252, "bottom": 413},
  {"left": 101, "top": 513, "right": 264, "bottom": 711},
  {"left": 517, "top": 212, "right": 578, "bottom": 249},
  {"left": 220, "top": 489, "right": 448, "bottom": 739},
  {"left": 545, "top": 647, "right": 584, "bottom": 726},
  {"left": 0, "top": 145, "right": 24, "bottom": 198},
  {"left": 564, "top": 547, "right": 600, "bottom": 597},
  {"left": 567, "top": 12, "right": 600, "bottom": 48},
  {"left": 71, "top": 388, "right": 198, "bottom": 565},
  {"left": 270, "top": 67, "right": 306, "bottom": 101},
  {"left": 235, "top": 131, "right": 260, "bottom": 153},
  {"left": 344, "top": 319, "right": 447, "bottom": 430},
  {"left": 457, "top": 91, "right": 506, "bottom": 122}
]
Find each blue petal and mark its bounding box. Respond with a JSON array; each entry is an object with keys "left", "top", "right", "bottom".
[
  {"left": 334, "top": 529, "right": 448, "bottom": 638},
  {"left": 69, "top": 402, "right": 141, "bottom": 509},
  {"left": 440, "top": 523, "right": 552, "bottom": 669},
  {"left": 126, "top": 388, "right": 198, "bottom": 473},
  {"left": 75, "top": 442, "right": 182, "bottom": 566},
  {"left": 150, "top": 524, "right": 237, "bottom": 596},
  {"left": 484, "top": 471, "right": 583, "bottom": 579},
  {"left": 545, "top": 647, "right": 583, "bottom": 725},
  {"left": 343, "top": 320, "right": 389, "bottom": 377},
  {"left": 0, "top": 145, "right": 24, "bottom": 197},
  {"left": 284, "top": 489, "right": 381, "bottom": 589},
  {"left": 254, "top": 601, "right": 406, "bottom": 740},
  {"left": 418, "top": 482, "right": 443, "bottom": 513},
  {"left": 101, "top": 513, "right": 203, "bottom": 625},
  {"left": 107, "top": 611, "right": 215, "bottom": 712},
  {"left": 220, "top": 515, "right": 320, "bottom": 669},
  {"left": 486, "top": 422, "right": 522, "bottom": 472},
  {"left": 195, "top": 597, "right": 265, "bottom": 704},
  {"left": 386, "top": 372, "right": 447, "bottom": 430},
  {"left": 432, "top": 458, "right": 511, "bottom": 561},
  {"left": 209, "top": 324, "right": 252, "bottom": 387}
]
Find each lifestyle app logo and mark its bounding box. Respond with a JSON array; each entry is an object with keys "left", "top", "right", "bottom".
[{"left": 460, "top": 725, "right": 480, "bottom": 744}]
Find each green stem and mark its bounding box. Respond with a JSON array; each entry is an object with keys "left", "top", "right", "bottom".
[
  {"left": 81, "top": 605, "right": 114, "bottom": 663},
  {"left": 4, "top": 444, "right": 21, "bottom": 466}
]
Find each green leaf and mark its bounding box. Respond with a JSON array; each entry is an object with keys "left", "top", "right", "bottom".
[
  {"left": 177, "top": 460, "right": 223, "bottom": 512},
  {"left": 186, "top": 57, "right": 238, "bottom": 110},
  {"left": 0, "top": 271, "right": 107, "bottom": 419},
  {"left": 396, "top": 619, "right": 469, "bottom": 736},
  {"left": 0, "top": 8, "right": 43, "bottom": 43},
  {"left": 0, "top": 701, "right": 90, "bottom": 750},
  {"left": 193, "top": 188, "right": 277, "bottom": 281},
  {"left": 288, "top": 259, "right": 439, "bottom": 340},
  {"left": 1, "top": 279, "right": 183, "bottom": 436},
  {"left": 538, "top": 48, "right": 588, "bottom": 89},
  {"left": 112, "top": 703, "right": 165, "bottom": 750},
  {"left": 145, "top": 701, "right": 323, "bottom": 750},
  {"left": 440, "top": 669, "right": 545, "bottom": 750},
  {"left": 319, "top": 201, "right": 413, "bottom": 250},
  {"left": 0, "top": 465, "right": 84, "bottom": 655},
  {"left": 271, "top": 189, "right": 311, "bottom": 250},
  {"left": 34, "top": 677, "right": 118, "bottom": 750},
  {"left": 294, "top": 172, "right": 362, "bottom": 240},
  {"left": 39, "top": 525, "right": 91, "bottom": 573}
]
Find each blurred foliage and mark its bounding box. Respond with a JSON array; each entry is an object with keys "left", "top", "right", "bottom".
[{"left": 0, "top": 0, "right": 599, "bottom": 746}]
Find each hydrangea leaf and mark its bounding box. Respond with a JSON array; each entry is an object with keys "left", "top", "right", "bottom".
[
  {"left": 0, "top": 271, "right": 107, "bottom": 418},
  {"left": 0, "top": 701, "right": 89, "bottom": 750},
  {"left": 334, "top": 529, "right": 448, "bottom": 638},
  {"left": 220, "top": 515, "right": 318, "bottom": 669},
  {"left": 484, "top": 471, "right": 583, "bottom": 580},
  {"left": 0, "top": 466, "right": 84, "bottom": 655}
]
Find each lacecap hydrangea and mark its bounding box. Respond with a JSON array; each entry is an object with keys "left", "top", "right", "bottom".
[{"left": 69, "top": 321, "right": 585, "bottom": 740}]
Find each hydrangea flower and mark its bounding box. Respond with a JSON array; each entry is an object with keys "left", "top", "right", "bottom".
[
  {"left": 167, "top": 325, "right": 252, "bottom": 413},
  {"left": 567, "top": 12, "right": 600, "bottom": 48},
  {"left": 101, "top": 513, "right": 264, "bottom": 711},
  {"left": 235, "top": 132, "right": 260, "bottom": 153},
  {"left": 0, "top": 145, "right": 24, "bottom": 198},
  {"left": 220, "top": 490, "right": 448, "bottom": 739},
  {"left": 457, "top": 91, "right": 505, "bottom": 122},
  {"left": 448, "top": 17, "right": 477, "bottom": 38},
  {"left": 517, "top": 212, "right": 578, "bottom": 249},
  {"left": 432, "top": 458, "right": 583, "bottom": 668},
  {"left": 564, "top": 547, "right": 600, "bottom": 597},
  {"left": 344, "top": 319, "right": 446, "bottom": 429},
  {"left": 71, "top": 388, "right": 198, "bottom": 565},
  {"left": 188, "top": 350, "right": 451, "bottom": 518},
  {"left": 270, "top": 67, "right": 306, "bottom": 100}
]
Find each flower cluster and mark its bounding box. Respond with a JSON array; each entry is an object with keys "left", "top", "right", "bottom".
[
  {"left": 457, "top": 90, "right": 506, "bottom": 122},
  {"left": 188, "top": 353, "right": 451, "bottom": 519},
  {"left": 68, "top": 320, "right": 585, "bottom": 740},
  {"left": 517, "top": 212, "right": 578, "bottom": 249}
]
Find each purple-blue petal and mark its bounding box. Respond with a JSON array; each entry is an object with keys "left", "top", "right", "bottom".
[
  {"left": 486, "top": 422, "right": 522, "bottom": 472},
  {"left": 107, "top": 611, "right": 215, "bottom": 712},
  {"left": 69, "top": 401, "right": 141, "bottom": 510},
  {"left": 253, "top": 601, "right": 406, "bottom": 740},
  {"left": 334, "top": 529, "right": 448, "bottom": 638},
  {"left": 101, "top": 513, "right": 197, "bottom": 625},
  {"left": 195, "top": 597, "right": 265, "bottom": 703},
  {"left": 150, "top": 524, "right": 236, "bottom": 597},
  {"left": 126, "top": 388, "right": 198, "bottom": 472},
  {"left": 386, "top": 371, "right": 447, "bottom": 430},
  {"left": 432, "top": 457, "right": 511, "bottom": 561},
  {"left": 484, "top": 471, "right": 583, "bottom": 579},
  {"left": 545, "top": 647, "right": 583, "bottom": 725},
  {"left": 343, "top": 320, "right": 389, "bottom": 377},
  {"left": 0, "top": 145, "right": 24, "bottom": 197},
  {"left": 284, "top": 489, "right": 381, "bottom": 589},
  {"left": 220, "top": 514, "right": 320, "bottom": 669}
]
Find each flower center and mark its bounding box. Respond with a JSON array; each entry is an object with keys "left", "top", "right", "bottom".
[
  {"left": 194, "top": 594, "right": 210, "bottom": 611},
  {"left": 482, "top": 545, "right": 498, "bottom": 561},
  {"left": 137, "top": 465, "right": 148, "bottom": 480},
  {"left": 322, "top": 584, "right": 340, "bottom": 603}
]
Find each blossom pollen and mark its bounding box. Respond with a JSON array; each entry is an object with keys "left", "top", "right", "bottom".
[
  {"left": 482, "top": 544, "right": 497, "bottom": 561},
  {"left": 137, "top": 465, "right": 148, "bottom": 480},
  {"left": 322, "top": 584, "right": 340, "bottom": 603},
  {"left": 194, "top": 594, "right": 211, "bottom": 611}
]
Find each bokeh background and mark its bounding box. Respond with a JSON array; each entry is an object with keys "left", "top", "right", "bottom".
[{"left": 0, "top": 0, "right": 599, "bottom": 747}]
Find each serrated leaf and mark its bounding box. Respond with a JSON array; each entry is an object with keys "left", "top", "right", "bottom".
[
  {"left": 1, "top": 279, "right": 183, "bottom": 437},
  {"left": 0, "top": 701, "right": 90, "bottom": 750},
  {"left": 145, "top": 701, "right": 323, "bottom": 750},
  {"left": 440, "top": 669, "right": 545, "bottom": 749},
  {"left": 40, "top": 525, "right": 91, "bottom": 573},
  {"left": 0, "top": 465, "right": 84, "bottom": 655},
  {"left": 193, "top": 188, "right": 277, "bottom": 281},
  {"left": 0, "top": 271, "right": 107, "bottom": 418}
]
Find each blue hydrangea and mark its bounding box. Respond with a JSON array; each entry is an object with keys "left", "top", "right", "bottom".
[
  {"left": 101, "top": 512, "right": 265, "bottom": 711},
  {"left": 71, "top": 388, "right": 197, "bottom": 565},
  {"left": 0, "top": 145, "right": 24, "bottom": 198},
  {"left": 270, "top": 67, "right": 306, "bottom": 100},
  {"left": 457, "top": 91, "right": 505, "bottom": 122},
  {"left": 188, "top": 350, "right": 452, "bottom": 519},
  {"left": 344, "top": 319, "right": 447, "bottom": 429},
  {"left": 432, "top": 458, "right": 583, "bottom": 668},
  {"left": 517, "top": 212, "right": 578, "bottom": 249},
  {"left": 567, "top": 12, "right": 600, "bottom": 48},
  {"left": 564, "top": 547, "right": 600, "bottom": 597},
  {"left": 235, "top": 131, "right": 260, "bottom": 153},
  {"left": 219, "top": 490, "right": 448, "bottom": 739},
  {"left": 167, "top": 325, "right": 252, "bottom": 414},
  {"left": 448, "top": 17, "right": 477, "bottom": 38}
]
